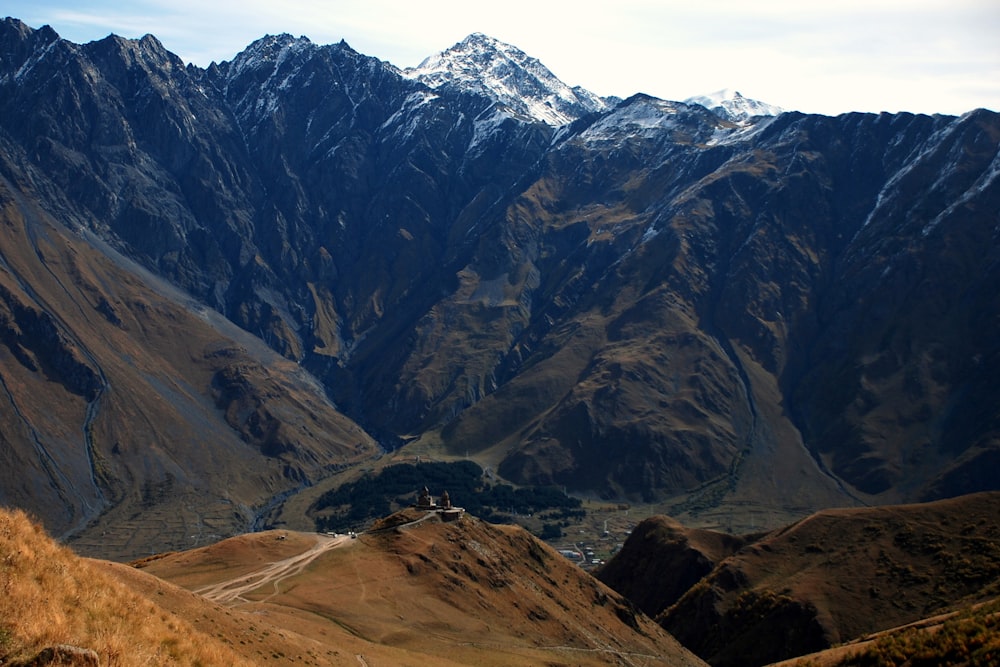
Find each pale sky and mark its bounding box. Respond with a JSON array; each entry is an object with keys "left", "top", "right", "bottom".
[{"left": 4, "top": 1, "right": 999, "bottom": 116}]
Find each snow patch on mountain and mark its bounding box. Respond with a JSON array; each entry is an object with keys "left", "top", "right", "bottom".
[
  {"left": 404, "top": 33, "right": 608, "bottom": 126},
  {"left": 859, "top": 118, "right": 962, "bottom": 234},
  {"left": 923, "top": 149, "right": 1000, "bottom": 237},
  {"left": 221, "top": 34, "right": 318, "bottom": 122},
  {"left": 379, "top": 90, "right": 441, "bottom": 143},
  {"left": 469, "top": 107, "right": 513, "bottom": 152},
  {"left": 9, "top": 37, "right": 60, "bottom": 83},
  {"left": 226, "top": 34, "right": 313, "bottom": 82},
  {"left": 705, "top": 115, "right": 780, "bottom": 146},
  {"left": 685, "top": 89, "right": 782, "bottom": 123},
  {"left": 578, "top": 95, "right": 682, "bottom": 144}
]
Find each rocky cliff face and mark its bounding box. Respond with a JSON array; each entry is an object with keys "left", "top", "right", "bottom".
[{"left": 1, "top": 17, "right": 999, "bottom": 543}]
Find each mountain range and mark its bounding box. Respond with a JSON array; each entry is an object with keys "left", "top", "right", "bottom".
[{"left": 0, "top": 18, "right": 999, "bottom": 560}]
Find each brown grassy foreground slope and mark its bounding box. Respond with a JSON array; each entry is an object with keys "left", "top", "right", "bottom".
[
  {"left": 0, "top": 508, "right": 254, "bottom": 666},
  {"left": 651, "top": 492, "right": 1000, "bottom": 666},
  {"left": 768, "top": 597, "right": 1000, "bottom": 666},
  {"left": 137, "top": 508, "right": 707, "bottom": 666},
  {"left": 2, "top": 505, "right": 707, "bottom": 666}
]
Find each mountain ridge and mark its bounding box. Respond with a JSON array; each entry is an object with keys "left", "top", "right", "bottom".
[
  {"left": 0, "top": 17, "right": 999, "bottom": 554},
  {"left": 4, "top": 493, "right": 997, "bottom": 667},
  {"left": 403, "top": 32, "right": 611, "bottom": 125}
]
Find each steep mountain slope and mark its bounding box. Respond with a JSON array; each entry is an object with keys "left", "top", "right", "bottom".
[
  {"left": 631, "top": 493, "right": 1000, "bottom": 666},
  {"left": 0, "top": 103, "right": 377, "bottom": 558},
  {"left": 415, "top": 102, "right": 1000, "bottom": 529},
  {"left": 135, "top": 509, "right": 708, "bottom": 666},
  {"left": 1, "top": 16, "right": 999, "bottom": 547},
  {"left": 792, "top": 111, "right": 1000, "bottom": 500}
]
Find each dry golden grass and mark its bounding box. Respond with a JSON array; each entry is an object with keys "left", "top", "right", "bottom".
[
  {"left": 0, "top": 506, "right": 710, "bottom": 666},
  {"left": 139, "top": 513, "right": 708, "bottom": 666},
  {"left": 769, "top": 598, "right": 1000, "bottom": 667},
  {"left": 0, "top": 508, "right": 254, "bottom": 666}
]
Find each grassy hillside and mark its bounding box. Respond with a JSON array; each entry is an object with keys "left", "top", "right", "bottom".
[
  {"left": 596, "top": 515, "right": 747, "bottom": 617},
  {"left": 770, "top": 598, "right": 1000, "bottom": 666},
  {"left": 0, "top": 502, "right": 708, "bottom": 666},
  {"left": 0, "top": 180, "right": 378, "bottom": 560},
  {"left": 0, "top": 508, "right": 253, "bottom": 666},
  {"left": 138, "top": 510, "right": 707, "bottom": 666},
  {"left": 657, "top": 492, "right": 1000, "bottom": 666}
]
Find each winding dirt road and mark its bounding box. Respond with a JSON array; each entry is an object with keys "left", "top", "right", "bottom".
[{"left": 195, "top": 533, "right": 351, "bottom": 604}]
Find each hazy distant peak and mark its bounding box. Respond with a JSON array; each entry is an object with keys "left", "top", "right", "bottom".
[{"left": 685, "top": 88, "right": 783, "bottom": 123}]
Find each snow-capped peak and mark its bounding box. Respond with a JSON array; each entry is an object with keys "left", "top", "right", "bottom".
[
  {"left": 404, "top": 33, "right": 608, "bottom": 126},
  {"left": 684, "top": 89, "right": 783, "bottom": 123}
]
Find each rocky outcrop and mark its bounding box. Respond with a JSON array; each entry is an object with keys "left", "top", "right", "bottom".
[
  {"left": 0, "top": 284, "right": 101, "bottom": 399},
  {"left": 17, "top": 645, "right": 99, "bottom": 667}
]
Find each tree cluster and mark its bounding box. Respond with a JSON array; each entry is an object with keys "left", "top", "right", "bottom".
[{"left": 311, "top": 460, "right": 581, "bottom": 532}]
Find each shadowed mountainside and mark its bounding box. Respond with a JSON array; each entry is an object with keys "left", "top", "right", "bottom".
[
  {"left": 596, "top": 515, "right": 747, "bottom": 618},
  {"left": 599, "top": 492, "right": 1000, "bottom": 667},
  {"left": 0, "top": 161, "right": 377, "bottom": 560}
]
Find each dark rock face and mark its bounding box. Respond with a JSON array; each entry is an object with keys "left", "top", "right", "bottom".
[
  {"left": 788, "top": 111, "right": 1000, "bottom": 499},
  {"left": 2, "top": 17, "right": 1000, "bottom": 532},
  {"left": 662, "top": 584, "right": 828, "bottom": 667},
  {"left": 18, "top": 644, "right": 99, "bottom": 667},
  {"left": 0, "top": 284, "right": 102, "bottom": 399}
]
